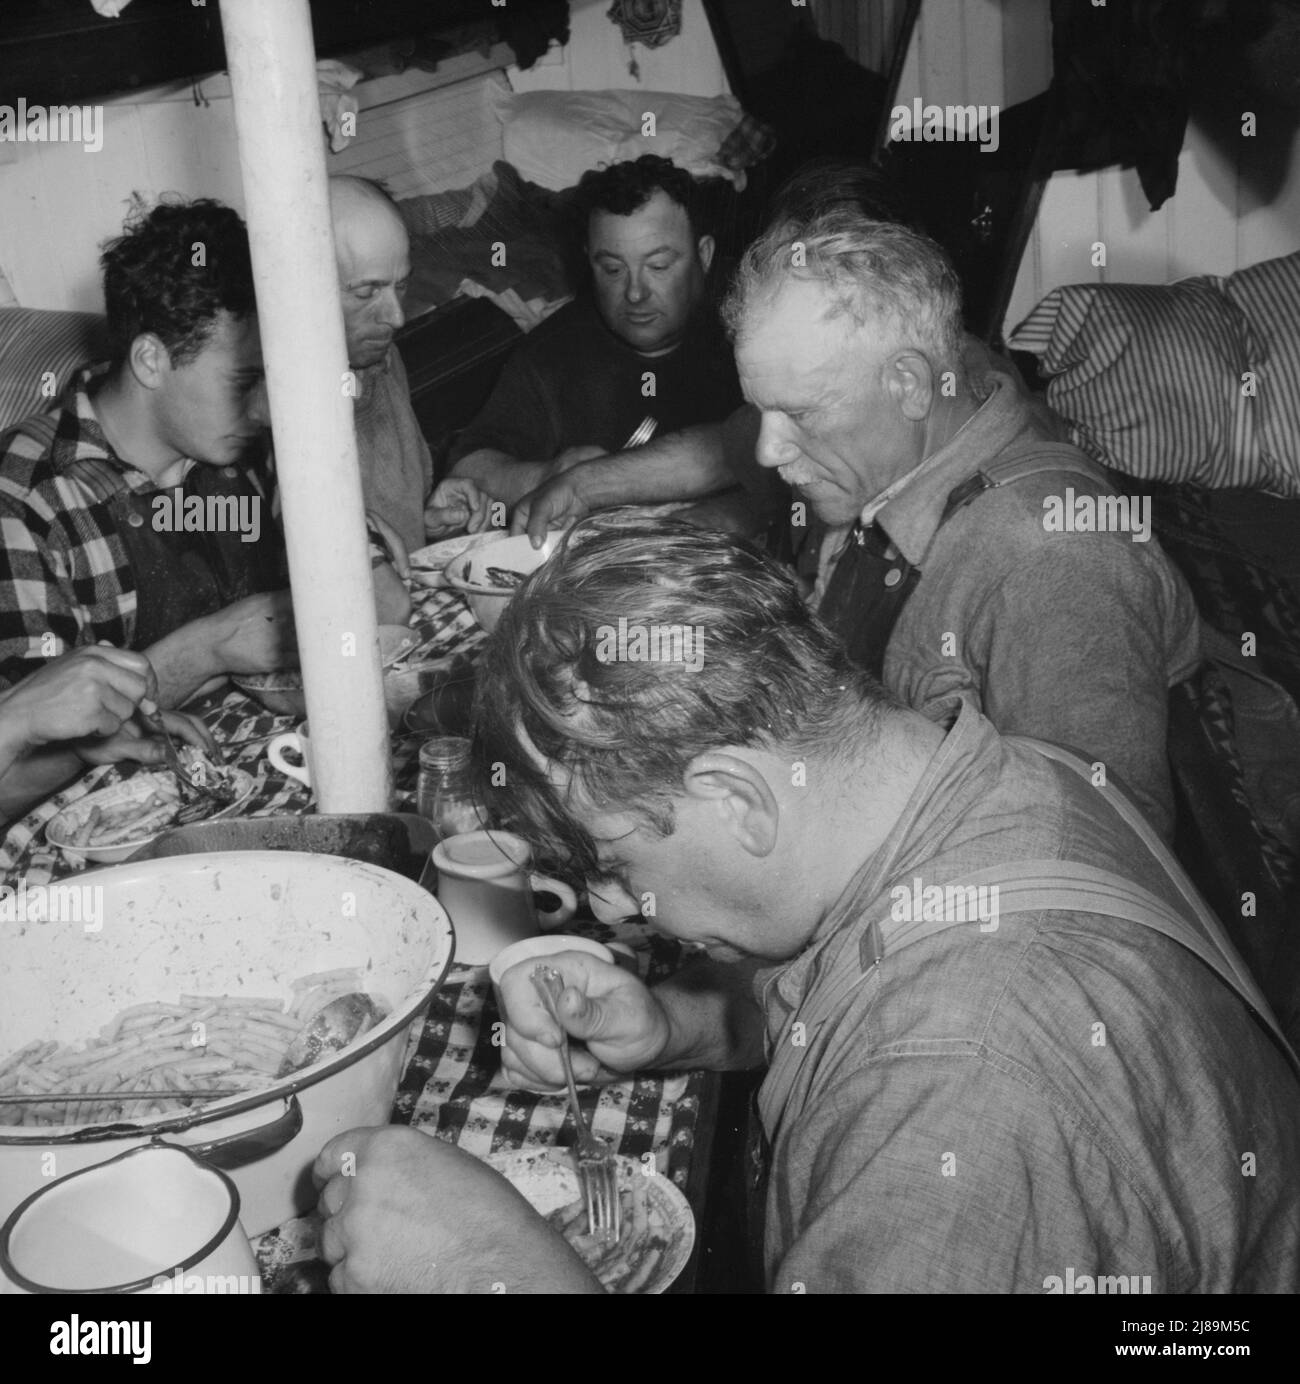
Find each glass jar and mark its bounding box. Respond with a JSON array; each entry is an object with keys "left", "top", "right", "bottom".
[{"left": 417, "top": 736, "right": 486, "bottom": 841}]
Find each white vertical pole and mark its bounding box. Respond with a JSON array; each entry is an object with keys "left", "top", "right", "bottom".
[{"left": 219, "top": 0, "right": 390, "bottom": 812}]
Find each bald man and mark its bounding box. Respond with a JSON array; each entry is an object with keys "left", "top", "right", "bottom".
[{"left": 329, "top": 176, "right": 451, "bottom": 555}]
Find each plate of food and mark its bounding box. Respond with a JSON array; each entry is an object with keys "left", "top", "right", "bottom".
[
  {"left": 234, "top": 628, "right": 420, "bottom": 717},
  {"left": 231, "top": 669, "right": 306, "bottom": 717},
  {"left": 408, "top": 532, "right": 503, "bottom": 589},
  {"left": 486, "top": 1147, "right": 694, "bottom": 1294},
  {"left": 444, "top": 532, "right": 562, "bottom": 633},
  {"left": 46, "top": 762, "right": 257, "bottom": 865}
]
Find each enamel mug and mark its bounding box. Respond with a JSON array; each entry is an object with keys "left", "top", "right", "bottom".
[
  {"left": 0, "top": 1143, "right": 261, "bottom": 1294},
  {"left": 433, "top": 829, "right": 577, "bottom": 966}
]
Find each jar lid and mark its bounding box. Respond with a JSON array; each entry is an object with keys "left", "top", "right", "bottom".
[{"left": 419, "top": 735, "right": 472, "bottom": 771}]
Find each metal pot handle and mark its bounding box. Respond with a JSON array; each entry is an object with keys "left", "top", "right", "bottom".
[{"left": 178, "top": 1094, "right": 304, "bottom": 1171}]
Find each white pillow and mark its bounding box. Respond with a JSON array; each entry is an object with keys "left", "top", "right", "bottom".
[{"left": 491, "top": 87, "right": 745, "bottom": 190}]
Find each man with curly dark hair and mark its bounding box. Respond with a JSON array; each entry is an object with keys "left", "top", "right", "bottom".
[
  {"left": 427, "top": 155, "right": 759, "bottom": 535},
  {"left": 0, "top": 198, "right": 299, "bottom": 811}
]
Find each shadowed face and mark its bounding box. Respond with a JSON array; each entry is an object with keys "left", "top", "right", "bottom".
[
  {"left": 153, "top": 310, "right": 269, "bottom": 466},
  {"left": 335, "top": 204, "right": 411, "bottom": 369},
  {"left": 578, "top": 795, "right": 812, "bottom": 964},
  {"left": 587, "top": 190, "right": 714, "bottom": 358}
]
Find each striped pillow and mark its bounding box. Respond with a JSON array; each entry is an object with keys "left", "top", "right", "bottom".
[
  {"left": 1223, "top": 252, "right": 1300, "bottom": 496},
  {"left": 1008, "top": 277, "right": 1296, "bottom": 495},
  {"left": 0, "top": 309, "right": 108, "bottom": 434}
]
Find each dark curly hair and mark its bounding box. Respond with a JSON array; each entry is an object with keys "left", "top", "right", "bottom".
[
  {"left": 574, "top": 155, "right": 705, "bottom": 242},
  {"left": 100, "top": 197, "right": 256, "bottom": 367}
]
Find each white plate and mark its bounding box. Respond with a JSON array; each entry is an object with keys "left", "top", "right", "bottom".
[
  {"left": 486, "top": 1147, "right": 694, "bottom": 1294},
  {"left": 408, "top": 533, "right": 503, "bottom": 588},
  {"left": 46, "top": 768, "right": 257, "bottom": 865},
  {"left": 445, "top": 532, "right": 557, "bottom": 595}
]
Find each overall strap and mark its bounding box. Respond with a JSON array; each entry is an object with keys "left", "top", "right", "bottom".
[
  {"left": 820, "top": 448, "right": 1110, "bottom": 677},
  {"left": 940, "top": 448, "right": 1108, "bottom": 523},
  {"left": 1020, "top": 739, "right": 1299, "bottom": 1076},
  {"left": 763, "top": 756, "right": 1300, "bottom": 1132}
]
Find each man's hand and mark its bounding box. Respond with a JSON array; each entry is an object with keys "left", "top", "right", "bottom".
[
  {"left": 313, "top": 1126, "right": 603, "bottom": 1294},
  {"left": 0, "top": 644, "right": 161, "bottom": 753},
  {"left": 425, "top": 477, "right": 494, "bottom": 539},
  {"left": 551, "top": 444, "right": 606, "bottom": 474},
  {"left": 0, "top": 644, "right": 149, "bottom": 751},
  {"left": 206, "top": 590, "right": 297, "bottom": 676},
  {"left": 73, "top": 706, "right": 217, "bottom": 767},
  {"left": 511, "top": 473, "right": 593, "bottom": 546},
  {"left": 508, "top": 446, "right": 609, "bottom": 545},
  {"left": 371, "top": 562, "right": 412, "bottom": 627},
  {"left": 0, "top": 644, "right": 219, "bottom": 797},
  {"left": 365, "top": 510, "right": 410, "bottom": 579},
  {"left": 497, "top": 951, "right": 671, "bottom": 1090}
]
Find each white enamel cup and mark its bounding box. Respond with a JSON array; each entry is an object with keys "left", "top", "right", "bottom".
[
  {"left": 0, "top": 1143, "right": 261, "bottom": 1294},
  {"left": 432, "top": 829, "right": 578, "bottom": 966}
]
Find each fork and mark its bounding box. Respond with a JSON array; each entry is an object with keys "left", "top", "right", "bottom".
[
  {"left": 622, "top": 416, "right": 657, "bottom": 450},
  {"left": 530, "top": 965, "right": 621, "bottom": 1244},
  {"left": 137, "top": 704, "right": 231, "bottom": 807}
]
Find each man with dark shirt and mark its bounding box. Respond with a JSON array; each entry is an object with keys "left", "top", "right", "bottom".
[{"left": 427, "top": 156, "right": 754, "bottom": 534}]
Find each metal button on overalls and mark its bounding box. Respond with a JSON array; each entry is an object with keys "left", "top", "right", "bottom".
[{"left": 818, "top": 522, "right": 921, "bottom": 678}]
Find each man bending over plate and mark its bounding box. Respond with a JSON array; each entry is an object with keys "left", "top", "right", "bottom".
[
  {"left": 312, "top": 518, "right": 1300, "bottom": 1294},
  {"left": 517, "top": 184, "right": 1198, "bottom": 839}
]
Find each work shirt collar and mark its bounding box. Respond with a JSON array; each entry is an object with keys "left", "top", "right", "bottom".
[{"left": 870, "top": 373, "right": 1026, "bottom": 567}]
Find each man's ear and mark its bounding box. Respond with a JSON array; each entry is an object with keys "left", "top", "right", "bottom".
[
  {"left": 127, "top": 333, "right": 171, "bottom": 392},
  {"left": 885, "top": 350, "right": 936, "bottom": 422},
  {"left": 697, "top": 234, "right": 716, "bottom": 276},
  {"left": 681, "top": 749, "right": 777, "bottom": 858}
]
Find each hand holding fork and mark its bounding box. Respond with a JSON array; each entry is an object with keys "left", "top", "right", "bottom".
[{"left": 530, "top": 965, "right": 622, "bottom": 1244}]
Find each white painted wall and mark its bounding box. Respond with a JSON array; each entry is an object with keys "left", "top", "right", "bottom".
[
  {"left": 890, "top": 0, "right": 1300, "bottom": 335},
  {"left": 895, "top": 0, "right": 1052, "bottom": 113},
  {"left": 0, "top": 93, "right": 244, "bottom": 312},
  {"left": 0, "top": 48, "right": 509, "bottom": 313},
  {"left": 0, "top": 1, "right": 727, "bottom": 315},
  {"left": 506, "top": 0, "right": 728, "bottom": 97},
  {"left": 1005, "top": 122, "right": 1300, "bottom": 332}
]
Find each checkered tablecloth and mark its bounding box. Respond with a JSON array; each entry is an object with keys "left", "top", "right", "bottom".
[
  {"left": 255, "top": 921, "right": 707, "bottom": 1293},
  {"left": 0, "top": 584, "right": 481, "bottom": 887},
  {"left": 0, "top": 583, "right": 710, "bottom": 1292}
]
